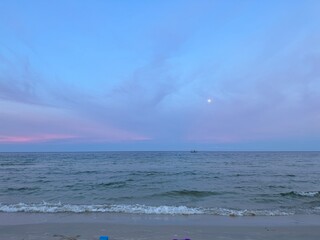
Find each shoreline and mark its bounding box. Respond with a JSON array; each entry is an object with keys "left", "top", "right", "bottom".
[{"left": 1, "top": 213, "right": 320, "bottom": 239}]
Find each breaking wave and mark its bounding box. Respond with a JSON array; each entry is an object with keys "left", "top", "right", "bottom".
[
  {"left": 281, "top": 191, "right": 320, "bottom": 197},
  {"left": 0, "top": 202, "right": 292, "bottom": 216},
  {"left": 0, "top": 202, "right": 203, "bottom": 215}
]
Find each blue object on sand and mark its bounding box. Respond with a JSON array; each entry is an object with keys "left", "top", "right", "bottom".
[{"left": 100, "top": 236, "right": 109, "bottom": 240}]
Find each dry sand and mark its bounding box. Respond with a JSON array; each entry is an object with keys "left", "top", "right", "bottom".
[{"left": 1, "top": 213, "right": 320, "bottom": 240}]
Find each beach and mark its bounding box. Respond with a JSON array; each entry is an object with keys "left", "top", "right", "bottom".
[{"left": 1, "top": 213, "right": 320, "bottom": 240}]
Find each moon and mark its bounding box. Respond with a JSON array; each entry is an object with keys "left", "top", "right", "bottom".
[{"left": 207, "top": 98, "right": 212, "bottom": 103}]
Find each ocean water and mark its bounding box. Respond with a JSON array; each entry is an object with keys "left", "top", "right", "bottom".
[{"left": 0, "top": 151, "right": 320, "bottom": 216}]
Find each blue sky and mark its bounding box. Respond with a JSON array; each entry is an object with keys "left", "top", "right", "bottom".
[{"left": 0, "top": 0, "right": 320, "bottom": 151}]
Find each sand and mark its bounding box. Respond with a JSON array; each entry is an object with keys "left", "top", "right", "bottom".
[{"left": 1, "top": 213, "right": 320, "bottom": 240}]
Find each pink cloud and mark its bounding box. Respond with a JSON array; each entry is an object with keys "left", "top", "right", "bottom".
[
  {"left": 0, "top": 134, "right": 77, "bottom": 144},
  {"left": 70, "top": 123, "right": 152, "bottom": 143}
]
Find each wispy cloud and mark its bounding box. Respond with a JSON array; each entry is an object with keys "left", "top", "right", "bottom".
[
  {"left": 0, "top": 53, "right": 40, "bottom": 104},
  {"left": 1, "top": 0, "right": 319, "bottom": 150},
  {"left": 185, "top": 32, "right": 320, "bottom": 143},
  {"left": 0, "top": 134, "right": 76, "bottom": 144}
]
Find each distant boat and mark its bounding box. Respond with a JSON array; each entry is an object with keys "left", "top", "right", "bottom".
[{"left": 190, "top": 150, "right": 197, "bottom": 153}]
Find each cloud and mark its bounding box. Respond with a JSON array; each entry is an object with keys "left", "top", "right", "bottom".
[
  {"left": 0, "top": 53, "right": 40, "bottom": 104},
  {"left": 185, "top": 32, "right": 320, "bottom": 143},
  {"left": 0, "top": 50, "right": 151, "bottom": 144},
  {"left": 1, "top": 1, "right": 320, "bottom": 149},
  {"left": 0, "top": 99, "right": 151, "bottom": 145},
  {"left": 0, "top": 134, "right": 76, "bottom": 144}
]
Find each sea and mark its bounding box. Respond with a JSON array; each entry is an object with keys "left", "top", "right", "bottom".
[{"left": 0, "top": 151, "right": 320, "bottom": 217}]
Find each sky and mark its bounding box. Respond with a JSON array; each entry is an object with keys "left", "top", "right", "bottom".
[{"left": 0, "top": 0, "right": 320, "bottom": 151}]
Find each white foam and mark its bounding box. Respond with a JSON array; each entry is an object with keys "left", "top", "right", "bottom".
[
  {"left": 294, "top": 191, "right": 320, "bottom": 197},
  {"left": 107, "top": 204, "right": 204, "bottom": 215},
  {"left": 209, "top": 208, "right": 292, "bottom": 216},
  {"left": 0, "top": 202, "right": 296, "bottom": 216},
  {"left": 0, "top": 202, "right": 204, "bottom": 215}
]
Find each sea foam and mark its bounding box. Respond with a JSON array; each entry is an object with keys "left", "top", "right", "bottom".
[
  {"left": 281, "top": 191, "right": 320, "bottom": 197},
  {"left": 0, "top": 202, "right": 204, "bottom": 215},
  {"left": 0, "top": 202, "right": 293, "bottom": 216}
]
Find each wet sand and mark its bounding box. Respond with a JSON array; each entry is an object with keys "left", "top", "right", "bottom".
[{"left": 1, "top": 213, "right": 320, "bottom": 240}]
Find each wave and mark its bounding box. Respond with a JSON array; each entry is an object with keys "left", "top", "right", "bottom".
[
  {"left": 207, "top": 208, "right": 292, "bottom": 217},
  {"left": 74, "top": 170, "right": 99, "bottom": 174},
  {"left": 0, "top": 162, "right": 35, "bottom": 166},
  {"left": 97, "top": 181, "right": 128, "bottom": 188},
  {"left": 128, "top": 171, "right": 165, "bottom": 177},
  {"left": 281, "top": 191, "right": 320, "bottom": 197},
  {"left": 0, "top": 203, "right": 203, "bottom": 215},
  {"left": 6, "top": 187, "right": 40, "bottom": 192},
  {"left": 0, "top": 202, "right": 292, "bottom": 216},
  {"left": 153, "top": 190, "right": 220, "bottom": 198}
]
